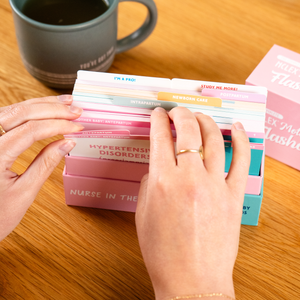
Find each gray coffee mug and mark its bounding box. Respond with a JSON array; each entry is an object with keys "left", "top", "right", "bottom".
[{"left": 9, "top": 0, "right": 157, "bottom": 89}]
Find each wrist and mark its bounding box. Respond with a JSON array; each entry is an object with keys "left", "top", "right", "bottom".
[
  {"left": 159, "top": 294, "right": 235, "bottom": 300},
  {"left": 152, "top": 271, "right": 235, "bottom": 300}
]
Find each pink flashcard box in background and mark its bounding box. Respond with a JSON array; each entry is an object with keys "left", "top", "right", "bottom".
[{"left": 246, "top": 45, "right": 300, "bottom": 170}]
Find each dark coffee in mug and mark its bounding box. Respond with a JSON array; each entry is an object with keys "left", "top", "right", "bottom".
[{"left": 22, "top": 0, "right": 109, "bottom": 26}]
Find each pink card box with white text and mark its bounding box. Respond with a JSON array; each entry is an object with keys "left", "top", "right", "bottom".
[
  {"left": 62, "top": 165, "right": 264, "bottom": 226},
  {"left": 63, "top": 167, "right": 139, "bottom": 212},
  {"left": 246, "top": 45, "right": 300, "bottom": 170}
]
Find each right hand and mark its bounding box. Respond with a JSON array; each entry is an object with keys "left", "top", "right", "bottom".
[{"left": 136, "top": 107, "right": 250, "bottom": 300}]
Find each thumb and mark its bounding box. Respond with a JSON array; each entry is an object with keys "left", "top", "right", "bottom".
[
  {"left": 0, "top": 139, "right": 76, "bottom": 241},
  {"left": 18, "top": 139, "right": 76, "bottom": 201}
]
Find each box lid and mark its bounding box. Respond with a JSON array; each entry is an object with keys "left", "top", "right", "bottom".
[{"left": 246, "top": 44, "right": 300, "bottom": 104}]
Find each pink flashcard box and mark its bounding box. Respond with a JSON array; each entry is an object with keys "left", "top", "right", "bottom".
[
  {"left": 63, "top": 72, "right": 268, "bottom": 225},
  {"left": 63, "top": 154, "right": 264, "bottom": 226},
  {"left": 246, "top": 45, "right": 300, "bottom": 170}
]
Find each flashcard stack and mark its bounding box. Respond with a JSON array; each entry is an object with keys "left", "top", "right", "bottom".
[{"left": 63, "top": 71, "right": 267, "bottom": 225}]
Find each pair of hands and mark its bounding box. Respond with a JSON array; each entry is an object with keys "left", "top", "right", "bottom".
[{"left": 0, "top": 96, "right": 250, "bottom": 300}]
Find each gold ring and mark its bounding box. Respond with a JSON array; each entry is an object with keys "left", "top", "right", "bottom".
[
  {"left": 0, "top": 124, "right": 6, "bottom": 136},
  {"left": 177, "top": 145, "right": 204, "bottom": 160}
]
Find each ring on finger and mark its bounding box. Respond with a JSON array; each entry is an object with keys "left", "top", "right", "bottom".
[
  {"left": 177, "top": 145, "right": 204, "bottom": 160},
  {"left": 0, "top": 123, "right": 6, "bottom": 136}
]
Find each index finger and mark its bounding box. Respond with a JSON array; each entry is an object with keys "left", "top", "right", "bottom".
[
  {"left": 149, "top": 107, "right": 176, "bottom": 173},
  {"left": 0, "top": 95, "right": 73, "bottom": 114}
]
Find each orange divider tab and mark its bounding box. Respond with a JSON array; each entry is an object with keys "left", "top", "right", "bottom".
[{"left": 157, "top": 92, "right": 222, "bottom": 107}]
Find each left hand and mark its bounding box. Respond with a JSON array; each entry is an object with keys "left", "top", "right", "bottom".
[{"left": 0, "top": 95, "right": 83, "bottom": 241}]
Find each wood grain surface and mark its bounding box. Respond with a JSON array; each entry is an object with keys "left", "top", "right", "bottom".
[{"left": 1, "top": 0, "right": 300, "bottom": 299}]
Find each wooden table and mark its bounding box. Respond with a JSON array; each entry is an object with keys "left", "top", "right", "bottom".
[{"left": 1, "top": 0, "right": 300, "bottom": 299}]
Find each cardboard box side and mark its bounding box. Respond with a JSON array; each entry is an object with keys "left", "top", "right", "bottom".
[
  {"left": 241, "top": 190, "right": 263, "bottom": 226},
  {"left": 63, "top": 168, "right": 263, "bottom": 226},
  {"left": 65, "top": 155, "right": 148, "bottom": 182},
  {"left": 66, "top": 155, "right": 264, "bottom": 195},
  {"left": 63, "top": 169, "right": 139, "bottom": 212}
]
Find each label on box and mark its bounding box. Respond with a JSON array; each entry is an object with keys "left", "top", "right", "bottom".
[
  {"left": 67, "top": 136, "right": 151, "bottom": 163},
  {"left": 201, "top": 88, "right": 266, "bottom": 103},
  {"left": 157, "top": 92, "right": 222, "bottom": 107}
]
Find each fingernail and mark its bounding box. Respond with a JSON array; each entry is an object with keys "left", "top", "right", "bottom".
[
  {"left": 71, "top": 122, "right": 84, "bottom": 131},
  {"left": 233, "top": 122, "right": 245, "bottom": 131},
  {"left": 57, "top": 95, "right": 73, "bottom": 102},
  {"left": 69, "top": 105, "right": 83, "bottom": 115},
  {"left": 194, "top": 112, "right": 203, "bottom": 115},
  {"left": 153, "top": 107, "right": 166, "bottom": 112},
  {"left": 59, "top": 140, "right": 76, "bottom": 156}
]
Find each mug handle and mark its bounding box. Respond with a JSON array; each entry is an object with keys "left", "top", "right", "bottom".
[{"left": 116, "top": 0, "right": 158, "bottom": 54}]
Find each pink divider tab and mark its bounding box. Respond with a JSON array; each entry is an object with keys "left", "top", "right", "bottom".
[
  {"left": 78, "top": 122, "right": 152, "bottom": 136},
  {"left": 65, "top": 130, "right": 131, "bottom": 137},
  {"left": 202, "top": 88, "right": 266, "bottom": 103},
  {"left": 244, "top": 174, "right": 263, "bottom": 195},
  {"left": 225, "top": 152, "right": 264, "bottom": 195},
  {"left": 224, "top": 173, "right": 262, "bottom": 195},
  {"left": 63, "top": 167, "right": 139, "bottom": 212},
  {"left": 76, "top": 116, "right": 150, "bottom": 128}
]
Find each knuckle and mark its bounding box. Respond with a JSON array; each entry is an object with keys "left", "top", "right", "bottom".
[
  {"left": 186, "top": 184, "right": 201, "bottom": 200},
  {"left": 176, "top": 117, "right": 198, "bottom": 132},
  {"left": 152, "top": 172, "right": 171, "bottom": 195},
  {"left": 196, "top": 113, "right": 213, "bottom": 123},
  {"left": 21, "top": 120, "right": 36, "bottom": 133},
  {"left": 18, "top": 120, "right": 38, "bottom": 143},
  {"left": 52, "top": 102, "right": 67, "bottom": 112},
  {"left": 234, "top": 131, "right": 250, "bottom": 144},
  {"left": 40, "top": 96, "right": 55, "bottom": 103},
  {"left": 151, "top": 129, "right": 170, "bottom": 143},
  {"left": 207, "top": 134, "right": 223, "bottom": 147},
  {"left": 172, "top": 106, "right": 188, "bottom": 114},
  {"left": 1, "top": 103, "right": 19, "bottom": 114},
  {"left": 154, "top": 172, "right": 166, "bottom": 187},
  {"left": 41, "top": 154, "right": 57, "bottom": 173},
  {"left": 179, "top": 174, "right": 204, "bottom": 200},
  {"left": 35, "top": 148, "right": 58, "bottom": 176},
  {"left": 4, "top": 104, "right": 30, "bottom": 121},
  {"left": 199, "top": 114, "right": 211, "bottom": 121}
]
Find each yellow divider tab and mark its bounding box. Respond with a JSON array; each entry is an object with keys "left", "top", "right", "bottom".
[{"left": 158, "top": 92, "right": 222, "bottom": 107}]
